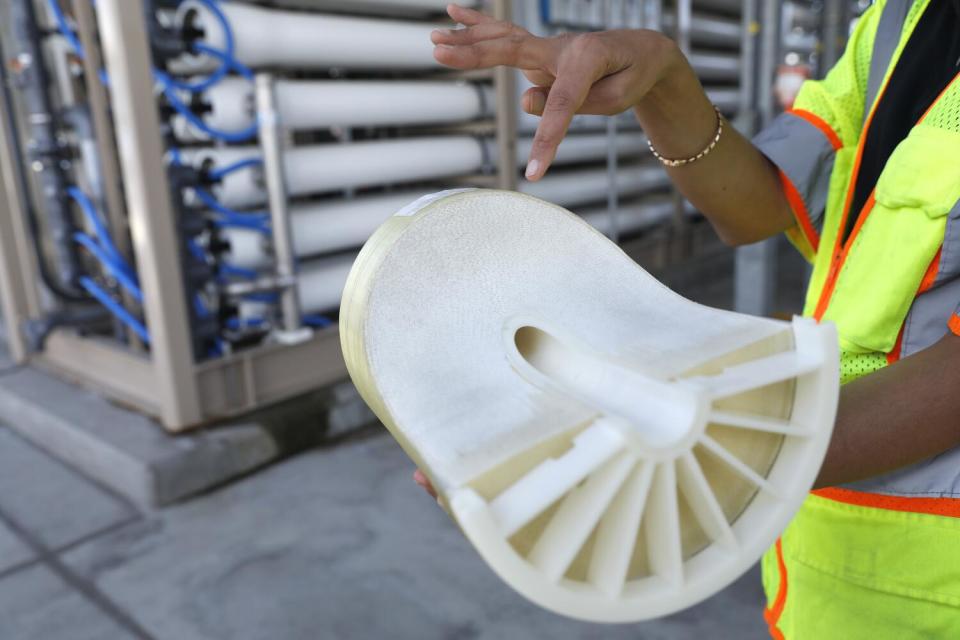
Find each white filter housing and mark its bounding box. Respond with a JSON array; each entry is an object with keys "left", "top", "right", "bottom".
[
  {"left": 222, "top": 191, "right": 423, "bottom": 269},
  {"left": 189, "top": 139, "right": 658, "bottom": 210},
  {"left": 196, "top": 137, "right": 485, "bottom": 209},
  {"left": 174, "top": 79, "right": 493, "bottom": 141},
  {"left": 222, "top": 192, "right": 689, "bottom": 270},
  {"left": 520, "top": 165, "right": 670, "bottom": 209},
  {"left": 177, "top": 1, "right": 440, "bottom": 70},
  {"left": 340, "top": 190, "right": 839, "bottom": 622},
  {"left": 267, "top": 0, "right": 462, "bottom": 14},
  {"left": 578, "top": 197, "right": 696, "bottom": 237},
  {"left": 298, "top": 253, "right": 356, "bottom": 314},
  {"left": 513, "top": 132, "right": 648, "bottom": 166}
]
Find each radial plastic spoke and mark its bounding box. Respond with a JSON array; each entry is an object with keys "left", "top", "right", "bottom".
[
  {"left": 644, "top": 461, "right": 684, "bottom": 587},
  {"left": 676, "top": 452, "right": 737, "bottom": 550},
  {"left": 709, "top": 409, "right": 811, "bottom": 437},
  {"left": 489, "top": 420, "right": 626, "bottom": 538},
  {"left": 587, "top": 461, "right": 656, "bottom": 597},
  {"left": 690, "top": 351, "right": 820, "bottom": 399},
  {"left": 527, "top": 452, "right": 636, "bottom": 582},
  {"left": 698, "top": 434, "right": 780, "bottom": 498}
]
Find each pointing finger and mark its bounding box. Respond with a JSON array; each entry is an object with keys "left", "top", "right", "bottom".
[{"left": 525, "top": 51, "right": 605, "bottom": 179}]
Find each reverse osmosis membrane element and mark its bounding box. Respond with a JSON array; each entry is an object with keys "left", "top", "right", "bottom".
[{"left": 340, "top": 190, "right": 839, "bottom": 622}]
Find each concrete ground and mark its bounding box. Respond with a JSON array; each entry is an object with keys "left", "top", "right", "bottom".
[
  {"left": 0, "top": 239, "right": 796, "bottom": 639},
  {"left": 0, "top": 420, "right": 771, "bottom": 640}
]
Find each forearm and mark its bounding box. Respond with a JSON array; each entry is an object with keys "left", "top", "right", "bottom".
[
  {"left": 814, "top": 332, "right": 960, "bottom": 488},
  {"left": 634, "top": 46, "right": 794, "bottom": 245},
  {"left": 432, "top": 8, "right": 795, "bottom": 245}
]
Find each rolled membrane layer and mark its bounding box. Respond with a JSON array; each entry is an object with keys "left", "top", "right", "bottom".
[{"left": 340, "top": 189, "right": 839, "bottom": 622}]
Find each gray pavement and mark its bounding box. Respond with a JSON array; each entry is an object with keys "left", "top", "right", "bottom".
[{"left": 0, "top": 421, "right": 770, "bottom": 640}]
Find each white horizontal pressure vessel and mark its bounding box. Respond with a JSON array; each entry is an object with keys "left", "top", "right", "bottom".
[
  {"left": 289, "top": 196, "right": 693, "bottom": 315},
  {"left": 513, "top": 132, "right": 648, "bottom": 166},
  {"left": 174, "top": 79, "right": 494, "bottom": 141},
  {"left": 223, "top": 187, "right": 688, "bottom": 271},
  {"left": 222, "top": 191, "right": 425, "bottom": 269},
  {"left": 177, "top": 1, "right": 441, "bottom": 70},
  {"left": 298, "top": 252, "right": 358, "bottom": 314},
  {"left": 264, "top": 0, "right": 461, "bottom": 14},
  {"left": 705, "top": 87, "right": 741, "bottom": 113},
  {"left": 689, "top": 52, "right": 741, "bottom": 81},
  {"left": 691, "top": 0, "right": 744, "bottom": 14},
  {"left": 578, "top": 197, "right": 695, "bottom": 237},
  {"left": 197, "top": 136, "right": 486, "bottom": 209},
  {"left": 520, "top": 165, "right": 670, "bottom": 209},
  {"left": 662, "top": 13, "right": 742, "bottom": 48}
]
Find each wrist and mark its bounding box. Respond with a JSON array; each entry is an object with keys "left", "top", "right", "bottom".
[
  {"left": 633, "top": 38, "right": 690, "bottom": 107},
  {"left": 633, "top": 40, "right": 717, "bottom": 159}
]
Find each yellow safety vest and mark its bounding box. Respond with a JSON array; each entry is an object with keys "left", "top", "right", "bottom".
[{"left": 752, "top": 0, "right": 960, "bottom": 636}]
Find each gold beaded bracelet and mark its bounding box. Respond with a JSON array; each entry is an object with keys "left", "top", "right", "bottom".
[{"left": 647, "top": 105, "right": 724, "bottom": 168}]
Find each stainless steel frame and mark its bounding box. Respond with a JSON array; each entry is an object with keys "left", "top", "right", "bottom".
[
  {"left": 0, "top": 73, "right": 40, "bottom": 363},
  {"left": 0, "top": 0, "right": 516, "bottom": 430},
  {"left": 734, "top": 0, "right": 779, "bottom": 316}
]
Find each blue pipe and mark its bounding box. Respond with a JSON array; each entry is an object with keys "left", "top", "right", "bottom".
[
  {"left": 78, "top": 276, "right": 150, "bottom": 343},
  {"left": 162, "top": 0, "right": 237, "bottom": 93},
  {"left": 158, "top": 76, "right": 258, "bottom": 142},
  {"left": 208, "top": 157, "right": 263, "bottom": 180},
  {"left": 66, "top": 187, "right": 130, "bottom": 274},
  {"left": 46, "top": 0, "right": 110, "bottom": 84},
  {"left": 154, "top": 41, "right": 257, "bottom": 142},
  {"left": 218, "top": 262, "right": 258, "bottom": 279},
  {"left": 46, "top": 0, "right": 85, "bottom": 59},
  {"left": 302, "top": 314, "right": 332, "bottom": 328},
  {"left": 73, "top": 232, "right": 143, "bottom": 303},
  {"left": 192, "top": 186, "right": 270, "bottom": 232}
]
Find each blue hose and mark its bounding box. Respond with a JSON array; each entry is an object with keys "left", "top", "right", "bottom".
[
  {"left": 208, "top": 157, "right": 263, "bottom": 180},
  {"left": 192, "top": 43, "right": 254, "bottom": 81},
  {"left": 242, "top": 291, "right": 279, "bottom": 303},
  {"left": 302, "top": 314, "right": 332, "bottom": 328},
  {"left": 226, "top": 316, "right": 266, "bottom": 331},
  {"left": 66, "top": 187, "right": 131, "bottom": 274},
  {"left": 192, "top": 186, "right": 270, "bottom": 232},
  {"left": 155, "top": 40, "right": 257, "bottom": 142},
  {"left": 228, "top": 315, "right": 332, "bottom": 330},
  {"left": 158, "top": 75, "right": 258, "bottom": 142},
  {"left": 79, "top": 276, "right": 150, "bottom": 344},
  {"left": 162, "top": 0, "right": 237, "bottom": 93},
  {"left": 218, "top": 262, "right": 258, "bottom": 279},
  {"left": 47, "top": 0, "right": 85, "bottom": 59},
  {"left": 73, "top": 232, "right": 144, "bottom": 303},
  {"left": 47, "top": 0, "right": 110, "bottom": 84},
  {"left": 187, "top": 238, "right": 207, "bottom": 262}
]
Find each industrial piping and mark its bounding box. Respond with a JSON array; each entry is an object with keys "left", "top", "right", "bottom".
[
  {"left": 174, "top": 79, "right": 495, "bottom": 141},
  {"left": 177, "top": 1, "right": 442, "bottom": 71},
  {"left": 8, "top": 0, "right": 83, "bottom": 296}
]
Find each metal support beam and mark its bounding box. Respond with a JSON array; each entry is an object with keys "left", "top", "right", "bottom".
[
  {"left": 94, "top": 0, "right": 202, "bottom": 428},
  {"left": 756, "top": 0, "right": 781, "bottom": 128},
  {"left": 256, "top": 73, "right": 305, "bottom": 337},
  {"left": 734, "top": 0, "right": 781, "bottom": 316},
  {"left": 72, "top": 0, "right": 143, "bottom": 351},
  {"left": 0, "top": 34, "right": 43, "bottom": 361},
  {"left": 604, "top": 117, "right": 620, "bottom": 243},
  {"left": 0, "top": 117, "right": 33, "bottom": 361},
  {"left": 736, "top": 0, "right": 759, "bottom": 132},
  {"left": 820, "top": 0, "right": 846, "bottom": 76},
  {"left": 493, "top": 0, "right": 518, "bottom": 191}
]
